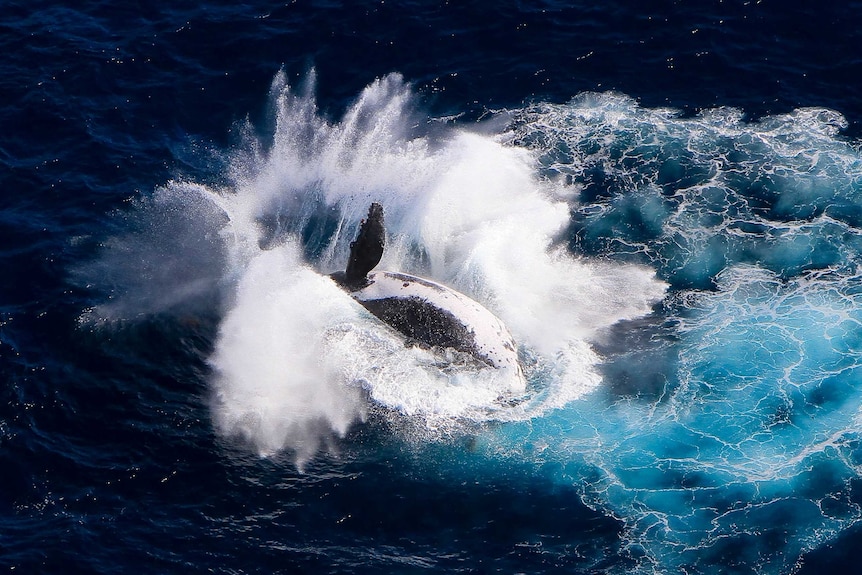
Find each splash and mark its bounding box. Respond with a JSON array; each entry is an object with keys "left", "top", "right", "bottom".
[
  {"left": 81, "top": 71, "right": 862, "bottom": 572},
  {"left": 84, "top": 73, "right": 666, "bottom": 465},
  {"left": 207, "top": 244, "right": 368, "bottom": 466}
]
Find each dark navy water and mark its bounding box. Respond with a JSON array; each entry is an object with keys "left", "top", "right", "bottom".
[{"left": 4, "top": 2, "right": 862, "bottom": 573}]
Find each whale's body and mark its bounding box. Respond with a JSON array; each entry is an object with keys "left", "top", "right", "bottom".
[
  {"left": 351, "top": 270, "right": 524, "bottom": 387},
  {"left": 332, "top": 203, "right": 525, "bottom": 393}
]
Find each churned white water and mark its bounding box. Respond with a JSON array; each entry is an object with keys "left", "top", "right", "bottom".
[
  {"left": 206, "top": 72, "right": 665, "bottom": 457},
  {"left": 84, "top": 70, "right": 862, "bottom": 574},
  {"left": 83, "top": 72, "right": 666, "bottom": 460}
]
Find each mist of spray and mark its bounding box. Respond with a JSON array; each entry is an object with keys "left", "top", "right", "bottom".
[{"left": 83, "top": 71, "right": 667, "bottom": 464}]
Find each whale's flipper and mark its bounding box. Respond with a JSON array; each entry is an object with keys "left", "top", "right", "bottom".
[{"left": 345, "top": 202, "right": 385, "bottom": 283}]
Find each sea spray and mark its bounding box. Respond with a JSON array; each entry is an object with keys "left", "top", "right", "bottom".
[
  {"left": 214, "top": 72, "right": 667, "bottom": 433},
  {"left": 76, "top": 182, "right": 231, "bottom": 323},
  {"left": 82, "top": 68, "right": 862, "bottom": 574},
  {"left": 83, "top": 72, "right": 667, "bottom": 466},
  {"left": 207, "top": 243, "right": 368, "bottom": 467}
]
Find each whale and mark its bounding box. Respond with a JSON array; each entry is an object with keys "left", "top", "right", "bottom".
[{"left": 331, "top": 203, "right": 525, "bottom": 392}]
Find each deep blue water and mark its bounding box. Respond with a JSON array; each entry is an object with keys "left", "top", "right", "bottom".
[{"left": 4, "top": 1, "right": 862, "bottom": 574}]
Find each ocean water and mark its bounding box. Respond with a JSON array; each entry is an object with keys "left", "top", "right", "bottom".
[{"left": 3, "top": 2, "right": 862, "bottom": 574}]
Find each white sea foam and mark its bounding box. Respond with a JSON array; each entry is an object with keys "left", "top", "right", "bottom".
[
  {"left": 208, "top": 244, "right": 368, "bottom": 466},
  {"left": 86, "top": 72, "right": 667, "bottom": 465},
  {"left": 220, "top": 72, "right": 666, "bottom": 433},
  {"left": 483, "top": 92, "right": 862, "bottom": 574},
  {"left": 82, "top": 69, "right": 862, "bottom": 573}
]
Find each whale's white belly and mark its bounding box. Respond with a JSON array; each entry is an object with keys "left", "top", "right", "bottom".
[{"left": 350, "top": 271, "right": 525, "bottom": 392}]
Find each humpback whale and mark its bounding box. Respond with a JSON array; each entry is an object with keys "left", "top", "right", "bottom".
[{"left": 331, "top": 203, "right": 525, "bottom": 393}]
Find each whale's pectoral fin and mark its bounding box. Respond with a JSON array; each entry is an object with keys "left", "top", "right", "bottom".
[{"left": 345, "top": 202, "right": 385, "bottom": 283}]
